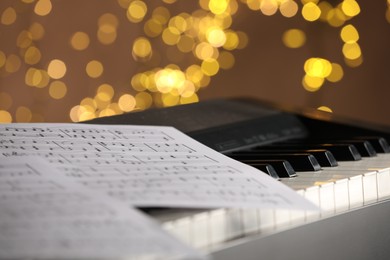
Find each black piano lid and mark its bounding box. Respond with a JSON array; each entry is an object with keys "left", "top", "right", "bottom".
[{"left": 86, "top": 97, "right": 390, "bottom": 153}]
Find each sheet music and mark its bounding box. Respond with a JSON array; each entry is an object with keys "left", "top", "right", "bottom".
[
  {"left": 0, "top": 123, "right": 317, "bottom": 210},
  {"left": 0, "top": 157, "right": 205, "bottom": 259}
]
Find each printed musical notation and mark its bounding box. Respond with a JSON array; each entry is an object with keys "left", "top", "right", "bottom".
[
  {"left": 0, "top": 157, "right": 204, "bottom": 259},
  {"left": 0, "top": 123, "right": 316, "bottom": 210}
]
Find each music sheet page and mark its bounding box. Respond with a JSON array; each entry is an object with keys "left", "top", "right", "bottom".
[
  {"left": 0, "top": 123, "right": 317, "bottom": 210},
  {"left": 0, "top": 157, "right": 205, "bottom": 259}
]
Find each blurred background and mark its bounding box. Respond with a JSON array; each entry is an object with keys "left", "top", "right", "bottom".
[{"left": 0, "top": 0, "right": 389, "bottom": 126}]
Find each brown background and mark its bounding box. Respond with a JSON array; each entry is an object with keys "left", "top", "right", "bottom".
[{"left": 1, "top": 1, "right": 390, "bottom": 126}]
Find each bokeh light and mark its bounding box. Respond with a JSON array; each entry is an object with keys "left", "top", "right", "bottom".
[
  {"left": 0, "top": 0, "right": 367, "bottom": 122},
  {"left": 70, "top": 32, "right": 90, "bottom": 51},
  {"left": 282, "top": 29, "right": 306, "bottom": 48},
  {"left": 86, "top": 60, "right": 104, "bottom": 78},
  {"left": 47, "top": 59, "right": 67, "bottom": 79}
]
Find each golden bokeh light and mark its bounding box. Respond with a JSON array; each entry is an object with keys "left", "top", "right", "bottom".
[
  {"left": 152, "top": 6, "right": 171, "bottom": 25},
  {"left": 155, "top": 68, "right": 186, "bottom": 93},
  {"left": 5, "top": 54, "right": 22, "bottom": 73},
  {"left": 24, "top": 46, "right": 42, "bottom": 65},
  {"left": 80, "top": 97, "right": 97, "bottom": 111},
  {"left": 217, "top": 51, "right": 235, "bottom": 70},
  {"left": 29, "top": 22, "right": 45, "bottom": 40},
  {"left": 70, "top": 32, "right": 90, "bottom": 51},
  {"left": 135, "top": 92, "right": 153, "bottom": 110},
  {"left": 302, "top": 74, "right": 324, "bottom": 92},
  {"left": 317, "top": 106, "right": 333, "bottom": 113},
  {"left": 282, "top": 29, "right": 306, "bottom": 48},
  {"left": 223, "top": 31, "right": 240, "bottom": 50},
  {"left": 340, "top": 24, "right": 359, "bottom": 43},
  {"left": 86, "top": 60, "right": 104, "bottom": 78},
  {"left": 34, "top": 0, "right": 52, "bottom": 16},
  {"left": 318, "top": 1, "right": 332, "bottom": 22},
  {"left": 162, "top": 27, "right": 181, "bottom": 45},
  {"left": 1, "top": 7, "right": 17, "bottom": 25},
  {"left": 144, "top": 18, "right": 164, "bottom": 37},
  {"left": 302, "top": 2, "right": 321, "bottom": 22},
  {"left": 280, "top": 0, "right": 299, "bottom": 18},
  {"left": 260, "top": 0, "right": 279, "bottom": 16},
  {"left": 118, "top": 94, "right": 136, "bottom": 112},
  {"left": 206, "top": 27, "right": 227, "bottom": 47},
  {"left": 17, "top": 30, "right": 33, "bottom": 49},
  {"left": 98, "top": 13, "right": 119, "bottom": 28},
  {"left": 236, "top": 31, "right": 249, "bottom": 49},
  {"left": 326, "top": 8, "right": 347, "bottom": 27},
  {"left": 97, "top": 13, "right": 119, "bottom": 45},
  {"left": 127, "top": 0, "right": 147, "bottom": 23},
  {"left": 195, "top": 42, "right": 217, "bottom": 60},
  {"left": 201, "top": 58, "right": 219, "bottom": 76},
  {"left": 15, "top": 106, "right": 33, "bottom": 122},
  {"left": 177, "top": 35, "right": 195, "bottom": 53},
  {"left": 131, "top": 73, "right": 147, "bottom": 91},
  {"left": 132, "top": 37, "right": 152, "bottom": 59},
  {"left": 304, "top": 58, "right": 332, "bottom": 78},
  {"left": 342, "top": 42, "right": 361, "bottom": 60},
  {"left": 47, "top": 59, "right": 67, "bottom": 79},
  {"left": 161, "top": 92, "right": 180, "bottom": 107},
  {"left": 180, "top": 93, "right": 199, "bottom": 104},
  {"left": 169, "top": 15, "right": 187, "bottom": 32},
  {"left": 49, "top": 81, "right": 67, "bottom": 99},
  {"left": 98, "top": 107, "right": 117, "bottom": 118},
  {"left": 186, "top": 64, "right": 204, "bottom": 87},
  {"left": 326, "top": 63, "right": 344, "bottom": 83},
  {"left": 178, "top": 80, "right": 196, "bottom": 97},
  {"left": 25, "top": 68, "right": 50, "bottom": 88},
  {"left": 0, "top": 110, "right": 12, "bottom": 123},
  {"left": 341, "top": 0, "right": 360, "bottom": 17},
  {"left": 209, "top": 0, "right": 229, "bottom": 15},
  {"left": 96, "top": 84, "right": 115, "bottom": 102}
]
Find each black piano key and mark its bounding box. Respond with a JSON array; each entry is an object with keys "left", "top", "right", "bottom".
[
  {"left": 264, "top": 143, "right": 361, "bottom": 161},
  {"left": 250, "top": 148, "right": 338, "bottom": 167},
  {"left": 229, "top": 153, "right": 321, "bottom": 172},
  {"left": 247, "top": 163, "right": 280, "bottom": 179},
  {"left": 239, "top": 159, "right": 296, "bottom": 178},
  {"left": 303, "top": 139, "right": 377, "bottom": 157},
  {"left": 353, "top": 136, "right": 390, "bottom": 153}
]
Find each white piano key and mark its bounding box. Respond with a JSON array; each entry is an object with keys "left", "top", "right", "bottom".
[
  {"left": 170, "top": 217, "right": 192, "bottom": 246},
  {"left": 348, "top": 175, "right": 364, "bottom": 209},
  {"left": 241, "top": 208, "right": 260, "bottom": 234},
  {"left": 289, "top": 209, "right": 306, "bottom": 226},
  {"left": 257, "top": 209, "right": 275, "bottom": 232},
  {"left": 362, "top": 171, "right": 379, "bottom": 204},
  {"left": 377, "top": 167, "right": 390, "bottom": 200},
  {"left": 319, "top": 182, "right": 335, "bottom": 216},
  {"left": 303, "top": 186, "right": 321, "bottom": 221},
  {"left": 274, "top": 209, "right": 292, "bottom": 229},
  {"left": 192, "top": 212, "right": 210, "bottom": 249},
  {"left": 209, "top": 209, "right": 228, "bottom": 246},
  {"left": 288, "top": 190, "right": 307, "bottom": 226},
  {"left": 334, "top": 179, "right": 349, "bottom": 213},
  {"left": 225, "top": 208, "right": 243, "bottom": 240}
]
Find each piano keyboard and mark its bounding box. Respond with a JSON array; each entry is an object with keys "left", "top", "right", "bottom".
[
  {"left": 87, "top": 98, "right": 390, "bottom": 259},
  {"left": 150, "top": 150, "right": 390, "bottom": 253}
]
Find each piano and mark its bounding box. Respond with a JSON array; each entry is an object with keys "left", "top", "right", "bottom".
[{"left": 88, "top": 98, "right": 390, "bottom": 260}]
